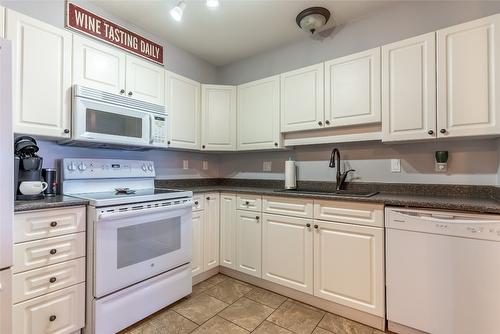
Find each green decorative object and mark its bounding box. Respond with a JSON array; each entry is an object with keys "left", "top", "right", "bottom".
[{"left": 435, "top": 151, "right": 449, "bottom": 163}]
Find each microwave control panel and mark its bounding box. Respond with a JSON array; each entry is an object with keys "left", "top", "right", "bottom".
[{"left": 151, "top": 115, "right": 167, "bottom": 146}]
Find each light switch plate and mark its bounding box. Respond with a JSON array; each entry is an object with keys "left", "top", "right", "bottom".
[
  {"left": 263, "top": 161, "right": 272, "bottom": 172},
  {"left": 183, "top": 160, "right": 189, "bottom": 170},
  {"left": 391, "top": 159, "right": 401, "bottom": 173},
  {"left": 202, "top": 161, "right": 208, "bottom": 170}
]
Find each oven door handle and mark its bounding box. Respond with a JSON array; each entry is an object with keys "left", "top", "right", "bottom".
[{"left": 98, "top": 201, "right": 192, "bottom": 221}]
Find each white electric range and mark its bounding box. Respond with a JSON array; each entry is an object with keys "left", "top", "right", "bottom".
[{"left": 62, "top": 158, "right": 193, "bottom": 334}]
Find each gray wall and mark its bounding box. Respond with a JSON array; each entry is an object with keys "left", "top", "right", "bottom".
[
  {"left": 218, "top": 139, "right": 500, "bottom": 185},
  {"left": 217, "top": 1, "right": 500, "bottom": 84}
]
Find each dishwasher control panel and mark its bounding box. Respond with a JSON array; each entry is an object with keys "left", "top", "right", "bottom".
[{"left": 386, "top": 207, "right": 500, "bottom": 241}]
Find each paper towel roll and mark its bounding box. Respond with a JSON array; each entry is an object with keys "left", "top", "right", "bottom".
[{"left": 285, "top": 159, "right": 296, "bottom": 189}]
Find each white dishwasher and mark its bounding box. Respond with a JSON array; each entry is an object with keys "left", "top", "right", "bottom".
[{"left": 386, "top": 207, "right": 500, "bottom": 334}]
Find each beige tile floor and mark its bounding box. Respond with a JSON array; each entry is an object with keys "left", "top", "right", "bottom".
[{"left": 120, "top": 274, "right": 390, "bottom": 334}]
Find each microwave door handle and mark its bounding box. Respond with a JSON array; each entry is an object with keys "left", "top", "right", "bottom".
[{"left": 149, "top": 115, "right": 154, "bottom": 144}]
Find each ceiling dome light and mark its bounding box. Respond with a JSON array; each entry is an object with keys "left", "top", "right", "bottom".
[
  {"left": 296, "top": 7, "right": 331, "bottom": 34},
  {"left": 170, "top": 1, "right": 186, "bottom": 22},
  {"left": 206, "top": 0, "right": 219, "bottom": 8}
]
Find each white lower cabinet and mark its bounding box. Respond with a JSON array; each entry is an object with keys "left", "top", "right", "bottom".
[
  {"left": 191, "top": 210, "right": 205, "bottom": 276},
  {"left": 191, "top": 192, "right": 220, "bottom": 277},
  {"left": 262, "top": 213, "right": 313, "bottom": 294},
  {"left": 313, "top": 220, "right": 385, "bottom": 316},
  {"left": 204, "top": 193, "right": 220, "bottom": 271},
  {"left": 236, "top": 210, "right": 262, "bottom": 278},
  {"left": 13, "top": 207, "right": 86, "bottom": 334},
  {"left": 13, "top": 283, "right": 85, "bottom": 334},
  {"left": 220, "top": 194, "right": 237, "bottom": 269}
]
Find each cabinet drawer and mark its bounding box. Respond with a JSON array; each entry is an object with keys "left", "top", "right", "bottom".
[
  {"left": 237, "top": 194, "right": 262, "bottom": 212},
  {"left": 13, "top": 258, "right": 85, "bottom": 304},
  {"left": 13, "top": 233, "right": 86, "bottom": 274},
  {"left": 13, "top": 283, "right": 85, "bottom": 334},
  {"left": 192, "top": 194, "right": 204, "bottom": 212},
  {"left": 14, "top": 207, "right": 86, "bottom": 243},
  {"left": 313, "top": 200, "right": 384, "bottom": 227},
  {"left": 263, "top": 196, "right": 313, "bottom": 218}
]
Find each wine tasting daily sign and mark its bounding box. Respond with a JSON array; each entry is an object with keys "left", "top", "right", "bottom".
[{"left": 66, "top": 2, "right": 164, "bottom": 65}]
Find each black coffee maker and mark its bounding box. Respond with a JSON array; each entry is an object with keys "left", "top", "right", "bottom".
[{"left": 14, "top": 136, "right": 44, "bottom": 200}]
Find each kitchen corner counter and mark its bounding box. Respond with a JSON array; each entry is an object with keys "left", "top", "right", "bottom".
[
  {"left": 155, "top": 179, "right": 500, "bottom": 214},
  {"left": 14, "top": 195, "right": 89, "bottom": 213}
]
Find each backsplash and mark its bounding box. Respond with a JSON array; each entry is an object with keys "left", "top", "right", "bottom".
[
  {"left": 35, "top": 140, "right": 219, "bottom": 179},
  {"left": 218, "top": 139, "right": 500, "bottom": 185}
]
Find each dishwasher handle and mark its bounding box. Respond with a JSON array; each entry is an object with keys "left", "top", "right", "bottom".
[{"left": 390, "top": 210, "right": 500, "bottom": 225}]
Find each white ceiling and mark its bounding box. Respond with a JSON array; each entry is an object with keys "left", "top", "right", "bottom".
[{"left": 89, "top": 0, "right": 394, "bottom": 66}]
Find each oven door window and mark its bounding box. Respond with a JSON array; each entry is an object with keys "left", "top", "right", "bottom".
[
  {"left": 116, "top": 217, "right": 181, "bottom": 269},
  {"left": 86, "top": 109, "right": 143, "bottom": 138}
]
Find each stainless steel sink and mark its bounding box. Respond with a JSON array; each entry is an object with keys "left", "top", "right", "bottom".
[{"left": 274, "top": 189, "right": 379, "bottom": 197}]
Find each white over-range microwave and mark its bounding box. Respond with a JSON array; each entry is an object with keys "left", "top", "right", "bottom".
[{"left": 60, "top": 85, "right": 168, "bottom": 149}]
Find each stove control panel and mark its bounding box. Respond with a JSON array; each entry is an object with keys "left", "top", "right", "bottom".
[{"left": 62, "top": 159, "right": 156, "bottom": 180}]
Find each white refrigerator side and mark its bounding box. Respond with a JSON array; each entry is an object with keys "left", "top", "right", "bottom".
[
  {"left": 0, "top": 37, "right": 13, "bottom": 334},
  {"left": 0, "top": 37, "right": 13, "bottom": 269}
]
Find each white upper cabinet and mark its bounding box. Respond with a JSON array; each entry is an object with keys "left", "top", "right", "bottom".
[
  {"left": 238, "top": 75, "right": 281, "bottom": 150},
  {"left": 73, "top": 35, "right": 164, "bottom": 105},
  {"left": 7, "top": 10, "right": 72, "bottom": 139},
  {"left": 125, "top": 55, "right": 165, "bottom": 105},
  {"left": 0, "top": 6, "right": 5, "bottom": 38},
  {"left": 201, "top": 85, "right": 237, "bottom": 151},
  {"left": 382, "top": 33, "right": 437, "bottom": 142},
  {"left": 437, "top": 14, "right": 500, "bottom": 138},
  {"left": 281, "top": 63, "right": 324, "bottom": 132},
  {"left": 165, "top": 71, "right": 201, "bottom": 150},
  {"left": 325, "top": 48, "right": 381, "bottom": 128},
  {"left": 73, "top": 35, "right": 126, "bottom": 96}
]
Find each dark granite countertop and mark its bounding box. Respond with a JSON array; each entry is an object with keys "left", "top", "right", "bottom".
[
  {"left": 156, "top": 179, "right": 500, "bottom": 214},
  {"left": 14, "top": 196, "right": 89, "bottom": 213}
]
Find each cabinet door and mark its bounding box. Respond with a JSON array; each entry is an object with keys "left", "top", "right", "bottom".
[
  {"left": 238, "top": 75, "right": 281, "bottom": 150},
  {"left": 281, "top": 63, "right": 324, "bottom": 132},
  {"left": 262, "top": 214, "right": 313, "bottom": 294},
  {"left": 0, "top": 6, "right": 4, "bottom": 38},
  {"left": 72, "top": 35, "right": 126, "bottom": 96},
  {"left": 220, "top": 194, "right": 237, "bottom": 269},
  {"left": 126, "top": 55, "right": 165, "bottom": 105},
  {"left": 201, "top": 85, "right": 237, "bottom": 151},
  {"left": 191, "top": 210, "right": 204, "bottom": 276},
  {"left": 437, "top": 14, "right": 500, "bottom": 138},
  {"left": 204, "top": 193, "right": 220, "bottom": 271},
  {"left": 7, "top": 10, "right": 72, "bottom": 139},
  {"left": 13, "top": 283, "right": 85, "bottom": 334},
  {"left": 325, "top": 48, "right": 381, "bottom": 128},
  {"left": 382, "top": 33, "right": 436, "bottom": 142},
  {"left": 236, "top": 210, "right": 261, "bottom": 278},
  {"left": 314, "top": 221, "right": 384, "bottom": 316},
  {"left": 165, "top": 71, "right": 201, "bottom": 150}
]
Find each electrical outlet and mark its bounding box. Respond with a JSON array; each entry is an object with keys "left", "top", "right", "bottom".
[
  {"left": 182, "top": 160, "right": 189, "bottom": 170},
  {"left": 202, "top": 161, "right": 208, "bottom": 170},
  {"left": 391, "top": 159, "right": 401, "bottom": 173},
  {"left": 263, "top": 161, "right": 272, "bottom": 172}
]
